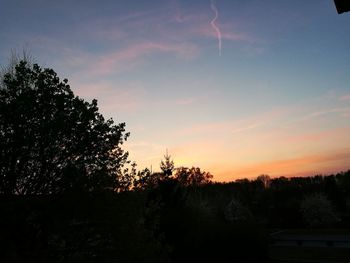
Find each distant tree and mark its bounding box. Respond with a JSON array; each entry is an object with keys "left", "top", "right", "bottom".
[
  {"left": 174, "top": 167, "right": 213, "bottom": 187},
  {"left": 133, "top": 168, "right": 159, "bottom": 190},
  {"left": 337, "top": 170, "right": 350, "bottom": 193},
  {"left": 235, "top": 178, "right": 250, "bottom": 184},
  {"left": 160, "top": 150, "right": 174, "bottom": 177},
  {"left": 224, "top": 198, "right": 253, "bottom": 223},
  {"left": 270, "top": 176, "right": 289, "bottom": 190},
  {"left": 0, "top": 60, "right": 130, "bottom": 194},
  {"left": 300, "top": 193, "right": 340, "bottom": 227},
  {"left": 256, "top": 174, "right": 271, "bottom": 189}
]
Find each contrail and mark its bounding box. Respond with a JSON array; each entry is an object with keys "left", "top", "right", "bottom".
[{"left": 210, "top": 0, "right": 222, "bottom": 56}]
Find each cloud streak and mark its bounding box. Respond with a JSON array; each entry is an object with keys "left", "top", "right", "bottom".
[
  {"left": 295, "top": 107, "right": 350, "bottom": 122},
  {"left": 210, "top": 0, "right": 222, "bottom": 56},
  {"left": 340, "top": 94, "right": 350, "bottom": 101},
  {"left": 91, "top": 41, "right": 198, "bottom": 76},
  {"left": 72, "top": 81, "right": 146, "bottom": 114},
  {"left": 176, "top": 107, "right": 286, "bottom": 136}
]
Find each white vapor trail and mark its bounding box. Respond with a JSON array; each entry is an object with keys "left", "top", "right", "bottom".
[{"left": 210, "top": 0, "right": 222, "bottom": 56}]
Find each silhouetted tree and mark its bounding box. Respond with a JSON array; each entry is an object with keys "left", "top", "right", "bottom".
[
  {"left": 160, "top": 150, "right": 174, "bottom": 177},
  {"left": 224, "top": 198, "right": 253, "bottom": 223},
  {"left": 0, "top": 60, "right": 130, "bottom": 194},
  {"left": 174, "top": 167, "right": 213, "bottom": 187},
  {"left": 118, "top": 162, "right": 137, "bottom": 192},
  {"left": 256, "top": 174, "right": 271, "bottom": 189},
  {"left": 300, "top": 193, "right": 340, "bottom": 227},
  {"left": 133, "top": 168, "right": 160, "bottom": 190},
  {"left": 337, "top": 170, "right": 350, "bottom": 193}
]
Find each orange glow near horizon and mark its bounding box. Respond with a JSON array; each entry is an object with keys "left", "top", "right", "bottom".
[
  {"left": 212, "top": 149, "right": 350, "bottom": 181},
  {"left": 125, "top": 105, "right": 350, "bottom": 182}
]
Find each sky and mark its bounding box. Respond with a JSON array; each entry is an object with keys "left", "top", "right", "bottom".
[{"left": 1, "top": 0, "right": 350, "bottom": 181}]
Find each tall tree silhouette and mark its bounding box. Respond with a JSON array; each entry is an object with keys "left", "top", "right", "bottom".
[
  {"left": 0, "top": 60, "right": 130, "bottom": 194},
  {"left": 160, "top": 150, "right": 174, "bottom": 177}
]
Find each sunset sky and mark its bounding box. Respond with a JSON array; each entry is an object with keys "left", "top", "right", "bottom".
[{"left": 1, "top": 0, "right": 350, "bottom": 181}]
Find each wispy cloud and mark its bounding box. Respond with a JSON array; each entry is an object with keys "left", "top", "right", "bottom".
[
  {"left": 26, "top": 0, "right": 261, "bottom": 80},
  {"left": 72, "top": 80, "right": 146, "bottom": 114},
  {"left": 231, "top": 122, "right": 263, "bottom": 134},
  {"left": 176, "top": 107, "right": 285, "bottom": 136},
  {"left": 285, "top": 127, "right": 350, "bottom": 144},
  {"left": 296, "top": 107, "right": 350, "bottom": 122},
  {"left": 91, "top": 42, "right": 198, "bottom": 76},
  {"left": 175, "top": 97, "right": 198, "bottom": 105},
  {"left": 339, "top": 94, "right": 350, "bottom": 101},
  {"left": 83, "top": 3, "right": 259, "bottom": 55},
  {"left": 31, "top": 36, "right": 199, "bottom": 77}
]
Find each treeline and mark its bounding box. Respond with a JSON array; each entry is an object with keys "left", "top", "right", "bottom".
[{"left": 199, "top": 171, "right": 350, "bottom": 228}]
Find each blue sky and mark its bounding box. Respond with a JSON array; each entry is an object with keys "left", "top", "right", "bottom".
[{"left": 1, "top": 0, "right": 350, "bottom": 180}]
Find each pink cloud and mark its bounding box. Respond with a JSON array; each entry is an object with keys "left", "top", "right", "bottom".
[
  {"left": 285, "top": 126, "right": 350, "bottom": 144},
  {"left": 84, "top": 5, "right": 259, "bottom": 55},
  {"left": 176, "top": 107, "right": 287, "bottom": 136},
  {"left": 168, "top": 7, "right": 261, "bottom": 50},
  {"left": 71, "top": 80, "right": 146, "bottom": 114},
  {"left": 340, "top": 94, "right": 350, "bottom": 101},
  {"left": 296, "top": 107, "right": 350, "bottom": 121},
  {"left": 88, "top": 41, "right": 199, "bottom": 76},
  {"left": 175, "top": 97, "right": 198, "bottom": 105},
  {"left": 28, "top": 2, "right": 261, "bottom": 78},
  {"left": 83, "top": 8, "right": 168, "bottom": 39}
]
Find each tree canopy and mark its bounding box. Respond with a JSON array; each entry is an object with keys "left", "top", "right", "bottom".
[
  {"left": 174, "top": 167, "right": 213, "bottom": 187},
  {"left": 0, "top": 60, "right": 130, "bottom": 194}
]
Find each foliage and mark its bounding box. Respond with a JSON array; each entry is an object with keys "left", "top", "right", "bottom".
[
  {"left": 0, "top": 60, "right": 130, "bottom": 194},
  {"left": 133, "top": 168, "right": 160, "bottom": 190},
  {"left": 159, "top": 150, "right": 174, "bottom": 177},
  {"left": 133, "top": 151, "right": 175, "bottom": 191},
  {"left": 256, "top": 174, "right": 271, "bottom": 189},
  {"left": 224, "top": 198, "right": 253, "bottom": 223},
  {"left": 174, "top": 167, "right": 213, "bottom": 187},
  {"left": 300, "top": 193, "right": 340, "bottom": 227}
]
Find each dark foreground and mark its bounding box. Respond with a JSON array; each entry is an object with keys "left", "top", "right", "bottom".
[
  {"left": 1, "top": 175, "right": 350, "bottom": 263},
  {"left": 269, "top": 229, "right": 350, "bottom": 263},
  {"left": 0, "top": 189, "right": 268, "bottom": 263}
]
